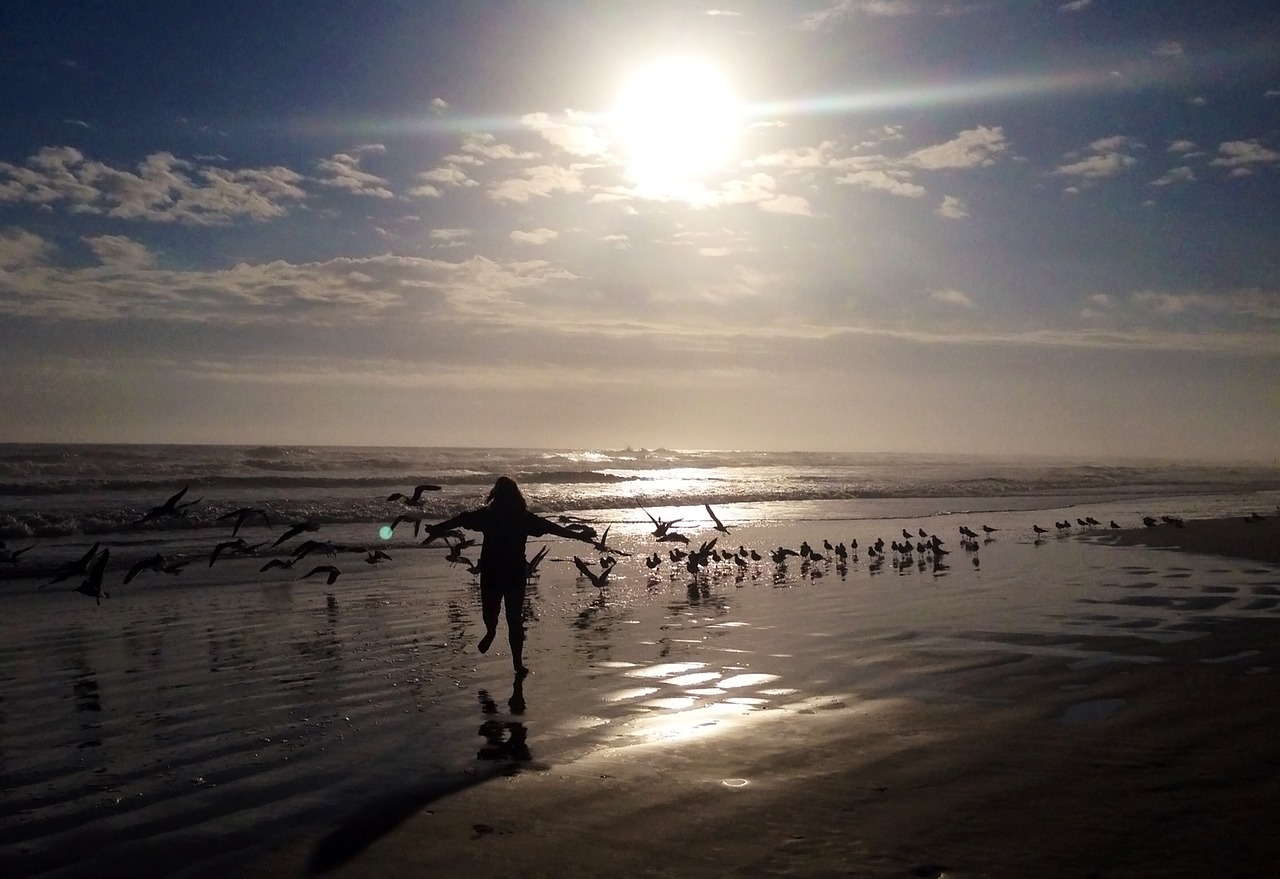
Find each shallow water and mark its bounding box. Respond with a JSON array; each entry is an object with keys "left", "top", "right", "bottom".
[{"left": 2, "top": 509, "right": 1277, "bottom": 877}]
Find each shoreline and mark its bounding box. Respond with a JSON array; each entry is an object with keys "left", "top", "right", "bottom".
[
  {"left": 248, "top": 615, "right": 1280, "bottom": 879},
  {"left": 1101, "top": 515, "right": 1280, "bottom": 565}
]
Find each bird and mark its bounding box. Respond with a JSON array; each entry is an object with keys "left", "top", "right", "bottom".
[
  {"left": 364, "top": 549, "right": 393, "bottom": 565},
  {"left": 260, "top": 558, "right": 296, "bottom": 573},
  {"left": 217, "top": 507, "right": 272, "bottom": 536},
  {"left": 42, "top": 542, "right": 102, "bottom": 588},
  {"left": 136, "top": 485, "right": 203, "bottom": 525},
  {"left": 271, "top": 520, "right": 322, "bottom": 548},
  {"left": 526, "top": 545, "right": 549, "bottom": 580},
  {"left": 124, "top": 553, "right": 177, "bottom": 584},
  {"left": 386, "top": 484, "right": 442, "bottom": 507},
  {"left": 1085, "top": 517, "right": 1101, "bottom": 526},
  {"left": 1032, "top": 525, "right": 1049, "bottom": 536},
  {"left": 209, "top": 538, "right": 264, "bottom": 567},
  {"left": 573, "top": 555, "right": 611, "bottom": 589},
  {"left": 0, "top": 545, "right": 33, "bottom": 565},
  {"left": 705, "top": 504, "right": 731, "bottom": 535},
  {"left": 641, "top": 508, "right": 682, "bottom": 539},
  {"left": 1142, "top": 516, "right": 1159, "bottom": 528},
  {"left": 645, "top": 552, "right": 663, "bottom": 570},
  {"left": 75, "top": 548, "right": 111, "bottom": 605},
  {"left": 390, "top": 513, "right": 425, "bottom": 538},
  {"left": 656, "top": 531, "right": 690, "bottom": 544},
  {"left": 981, "top": 525, "right": 998, "bottom": 534},
  {"left": 1161, "top": 515, "right": 1185, "bottom": 528},
  {"left": 301, "top": 565, "right": 341, "bottom": 585}
]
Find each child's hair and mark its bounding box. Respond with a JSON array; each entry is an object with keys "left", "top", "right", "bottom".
[{"left": 487, "top": 475, "right": 527, "bottom": 511}]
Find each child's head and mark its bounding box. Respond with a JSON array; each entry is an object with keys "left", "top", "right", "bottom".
[{"left": 487, "top": 475, "right": 527, "bottom": 511}]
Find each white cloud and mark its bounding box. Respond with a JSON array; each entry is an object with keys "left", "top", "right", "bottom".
[
  {"left": 931, "top": 288, "right": 974, "bottom": 307},
  {"left": 510, "top": 227, "right": 559, "bottom": 245},
  {"left": 315, "top": 149, "right": 394, "bottom": 199},
  {"left": 907, "top": 126, "right": 1008, "bottom": 169},
  {"left": 429, "top": 97, "right": 449, "bottom": 113},
  {"left": 1149, "top": 166, "right": 1195, "bottom": 186},
  {"left": 0, "top": 147, "right": 307, "bottom": 224},
  {"left": 759, "top": 194, "right": 812, "bottom": 215},
  {"left": 1058, "top": 0, "right": 1091, "bottom": 12},
  {"left": 1152, "top": 41, "right": 1184, "bottom": 58},
  {"left": 0, "top": 227, "right": 53, "bottom": 268},
  {"left": 1210, "top": 140, "right": 1280, "bottom": 167},
  {"left": 489, "top": 165, "right": 585, "bottom": 203},
  {"left": 936, "top": 195, "right": 968, "bottom": 219},
  {"left": 836, "top": 169, "right": 926, "bottom": 198},
  {"left": 1053, "top": 137, "right": 1142, "bottom": 181},
  {"left": 409, "top": 165, "right": 479, "bottom": 198},
  {"left": 521, "top": 112, "right": 612, "bottom": 158},
  {"left": 1167, "top": 140, "right": 1197, "bottom": 153},
  {"left": 84, "top": 235, "right": 154, "bottom": 268},
  {"left": 456, "top": 133, "right": 537, "bottom": 163}
]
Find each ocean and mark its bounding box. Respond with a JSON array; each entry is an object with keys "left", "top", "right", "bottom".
[{"left": 3, "top": 444, "right": 1280, "bottom": 877}]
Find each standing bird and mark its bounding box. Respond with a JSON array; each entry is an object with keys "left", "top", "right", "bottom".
[{"left": 136, "top": 485, "right": 203, "bottom": 525}]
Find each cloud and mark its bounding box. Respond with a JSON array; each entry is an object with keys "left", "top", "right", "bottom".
[
  {"left": 0, "top": 147, "right": 307, "bottom": 224},
  {"left": 1130, "top": 289, "right": 1280, "bottom": 321},
  {"left": 907, "top": 125, "right": 1008, "bottom": 169},
  {"left": 836, "top": 169, "right": 926, "bottom": 198},
  {"left": 1209, "top": 140, "right": 1280, "bottom": 168},
  {"left": 454, "top": 133, "right": 537, "bottom": 163},
  {"left": 0, "top": 227, "right": 53, "bottom": 268},
  {"left": 1152, "top": 41, "right": 1184, "bottom": 58},
  {"left": 1058, "top": 0, "right": 1091, "bottom": 12},
  {"left": 936, "top": 195, "right": 968, "bottom": 219},
  {"left": 510, "top": 227, "right": 559, "bottom": 245},
  {"left": 1052, "top": 136, "right": 1142, "bottom": 181},
  {"left": 521, "top": 112, "right": 612, "bottom": 158},
  {"left": 931, "top": 288, "right": 974, "bottom": 307},
  {"left": 1167, "top": 140, "right": 1198, "bottom": 154},
  {"left": 429, "top": 97, "right": 449, "bottom": 113},
  {"left": 488, "top": 165, "right": 585, "bottom": 203},
  {"left": 759, "top": 194, "right": 812, "bottom": 215},
  {"left": 408, "top": 165, "right": 479, "bottom": 198},
  {"left": 1149, "top": 166, "right": 1195, "bottom": 186},
  {"left": 84, "top": 235, "right": 155, "bottom": 268},
  {"left": 315, "top": 148, "right": 394, "bottom": 199}
]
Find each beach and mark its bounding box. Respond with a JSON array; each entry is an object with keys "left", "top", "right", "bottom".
[{"left": 4, "top": 498, "right": 1280, "bottom": 879}]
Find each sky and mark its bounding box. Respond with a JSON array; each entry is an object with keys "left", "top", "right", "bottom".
[{"left": 2, "top": 1, "right": 1278, "bottom": 460}]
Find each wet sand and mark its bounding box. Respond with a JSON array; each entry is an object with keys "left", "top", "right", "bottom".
[
  {"left": 243, "top": 518, "right": 1280, "bottom": 879},
  {"left": 5, "top": 515, "right": 1280, "bottom": 879},
  {"left": 1102, "top": 514, "right": 1280, "bottom": 565}
]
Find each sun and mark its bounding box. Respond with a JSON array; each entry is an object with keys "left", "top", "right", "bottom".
[{"left": 611, "top": 56, "right": 742, "bottom": 192}]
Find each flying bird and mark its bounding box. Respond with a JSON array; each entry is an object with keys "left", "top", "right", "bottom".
[
  {"left": 572, "top": 555, "right": 611, "bottom": 589},
  {"left": 75, "top": 548, "right": 111, "bottom": 605},
  {"left": 705, "top": 504, "right": 731, "bottom": 535},
  {"left": 386, "top": 484, "right": 442, "bottom": 507},
  {"left": 0, "top": 545, "right": 33, "bottom": 565},
  {"left": 209, "top": 538, "right": 265, "bottom": 567},
  {"left": 271, "top": 520, "right": 322, "bottom": 548},
  {"left": 42, "top": 542, "right": 102, "bottom": 588},
  {"left": 641, "top": 508, "right": 682, "bottom": 539},
  {"left": 301, "top": 565, "right": 341, "bottom": 585},
  {"left": 526, "top": 544, "right": 549, "bottom": 580},
  {"left": 136, "top": 485, "right": 203, "bottom": 525},
  {"left": 217, "top": 507, "right": 272, "bottom": 536},
  {"left": 123, "top": 553, "right": 190, "bottom": 583}
]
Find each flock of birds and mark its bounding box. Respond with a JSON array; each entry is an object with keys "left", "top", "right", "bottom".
[{"left": 1, "top": 484, "right": 1274, "bottom": 604}]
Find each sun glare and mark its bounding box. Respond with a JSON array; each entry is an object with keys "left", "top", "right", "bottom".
[{"left": 612, "top": 56, "right": 742, "bottom": 193}]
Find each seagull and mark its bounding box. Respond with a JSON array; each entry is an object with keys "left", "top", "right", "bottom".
[
  {"left": 1109, "top": 520, "right": 1121, "bottom": 529},
  {"left": 301, "top": 565, "right": 341, "bottom": 585},
  {"left": 75, "top": 548, "right": 111, "bottom": 605},
  {"left": 656, "top": 531, "right": 690, "bottom": 545},
  {"left": 981, "top": 525, "right": 998, "bottom": 534},
  {"left": 124, "top": 553, "right": 180, "bottom": 584},
  {"left": 705, "top": 504, "right": 731, "bottom": 535},
  {"left": 291, "top": 539, "right": 341, "bottom": 560},
  {"left": 644, "top": 552, "right": 663, "bottom": 570},
  {"left": 1142, "top": 516, "right": 1159, "bottom": 528},
  {"left": 390, "top": 513, "right": 425, "bottom": 538},
  {"left": 386, "top": 484, "right": 442, "bottom": 507},
  {"left": 572, "top": 555, "right": 610, "bottom": 589},
  {"left": 641, "top": 508, "right": 682, "bottom": 539},
  {"left": 271, "top": 520, "right": 322, "bottom": 548},
  {"left": 1032, "top": 525, "right": 1049, "bottom": 536},
  {"left": 527, "top": 545, "right": 549, "bottom": 580},
  {"left": 209, "top": 538, "right": 265, "bottom": 567},
  {"left": 217, "top": 507, "right": 272, "bottom": 536},
  {"left": 136, "top": 485, "right": 203, "bottom": 525},
  {"left": 1160, "top": 515, "right": 1185, "bottom": 528},
  {"left": 365, "top": 549, "right": 393, "bottom": 565},
  {"left": 260, "top": 558, "right": 296, "bottom": 573},
  {"left": 42, "top": 542, "right": 102, "bottom": 588},
  {"left": 0, "top": 545, "right": 33, "bottom": 565}
]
